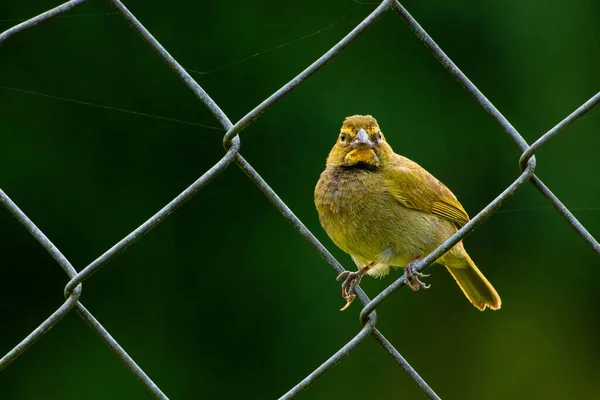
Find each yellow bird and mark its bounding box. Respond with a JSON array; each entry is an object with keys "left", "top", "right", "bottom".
[{"left": 314, "top": 115, "right": 501, "bottom": 311}]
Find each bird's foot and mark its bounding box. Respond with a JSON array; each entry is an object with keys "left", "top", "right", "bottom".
[
  {"left": 404, "top": 261, "right": 430, "bottom": 291},
  {"left": 336, "top": 270, "right": 363, "bottom": 311}
]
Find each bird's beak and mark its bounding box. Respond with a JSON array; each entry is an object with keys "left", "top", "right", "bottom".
[{"left": 353, "top": 129, "right": 373, "bottom": 148}]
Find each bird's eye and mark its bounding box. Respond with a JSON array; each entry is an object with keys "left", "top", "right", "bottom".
[
  {"left": 340, "top": 133, "right": 347, "bottom": 142},
  {"left": 378, "top": 132, "right": 383, "bottom": 140}
]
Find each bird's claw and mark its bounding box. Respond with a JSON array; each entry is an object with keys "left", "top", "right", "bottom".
[
  {"left": 336, "top": 270, "right": 363, "bottom": 311},
  {"left": 339, "top": 293, "right": 356, "bottom": 312},
  {"left": 404, "top": 262, "right": 430, "bottom": 291},
  {"left": 336, "top": 270, "right": 352, "bottom": 282}
]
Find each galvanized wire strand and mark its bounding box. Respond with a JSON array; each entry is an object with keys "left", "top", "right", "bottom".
[
  {"left": 390, "top": 0, "right": 528, "bottom": 152},
  {"left": 75, "top": 303, "right": 169, "bottom": 400},
  {"left": 371, "top": 329, "right": 441, "bottom": 400},
  {"left": 0, "top": 189, "right": 83, "bottom": 370},
  {"left": 529, "top": 176, "right": 600, "bottom": 254},
  {"left": 520, "top": 92, "right": 600, "bottom": 164},
  {"left": 0, "top": 189, "right": 77, "bottom": 276},
  {"left": 222, "top": 0, "right": 392, "bottom": 146},
  {"left": 279, "top": 317, "right": 377, "bottom": 400},
  {"left": 236, "top": 154, "right": 379, "bottom": 397},
  {"left": 64, "top": 138, "right": 240, "bottom": 297},
  {"left": 106, "top": 0, "right": 233, "bottom": 130},
  {"left": 0, "top": 288, "right": 81, "bottom": 370},
  {"left": 0, "top": 0, "right": 91, "bottom": 44},
  {"left": 519, "top": 92, "right": 600, "bottom": 254},
  {"left": 235, "top": 155, "right": 346, "bottom": 275},
  {"left": 0, "top": 190, "right": 168, "bottom": 398}
]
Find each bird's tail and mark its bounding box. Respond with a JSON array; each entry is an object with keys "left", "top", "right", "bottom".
[{"left": 445, "top": 254, "right": 501, "bottom": 311}]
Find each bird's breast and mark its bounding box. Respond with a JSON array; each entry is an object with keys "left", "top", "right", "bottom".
[
  {"left": 315, "top": 168, "right": 399, "bottom": 260},
  {"left": 315, "top": 167, "right": 449, "bottom": 266}
]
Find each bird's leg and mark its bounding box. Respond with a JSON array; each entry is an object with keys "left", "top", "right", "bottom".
[
  {"left": 404, "top": 259, "right": 430, "bottom": 291},
  {"left": 336, "top": 262, "right": 374, "bottom": 311}
]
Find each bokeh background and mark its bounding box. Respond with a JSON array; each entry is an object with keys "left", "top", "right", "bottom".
[{"left": 1, "top": 0, "right": 599, "bottom": 399}]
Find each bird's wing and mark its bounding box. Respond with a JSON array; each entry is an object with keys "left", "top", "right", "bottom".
[{"left": 384, "top": 155, "right": 470, "bottom": 227}]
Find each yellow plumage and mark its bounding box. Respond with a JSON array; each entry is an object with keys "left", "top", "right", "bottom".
[{"left": 314, "top": 115, "right": 500, "bottom": 311}]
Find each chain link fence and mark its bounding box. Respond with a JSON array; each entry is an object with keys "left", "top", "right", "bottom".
[{"left": 1, "top": 1, "right": 599, "bottom": 399}]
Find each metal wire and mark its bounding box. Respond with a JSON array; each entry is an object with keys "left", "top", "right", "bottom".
[
  {"left": 1, "top": 1, "right": 598, "bottom": 399},
  {"left": 0, "top": 190, "right": 167, "bottom": 400}
]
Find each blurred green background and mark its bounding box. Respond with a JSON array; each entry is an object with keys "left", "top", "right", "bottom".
[{"left": 1, "top": 0, "right": 599, "bottom": 399}]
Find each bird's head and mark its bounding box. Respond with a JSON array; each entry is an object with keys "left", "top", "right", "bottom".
[{"left": 326, "top": 115, "right": 393, "bottom": 170}]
